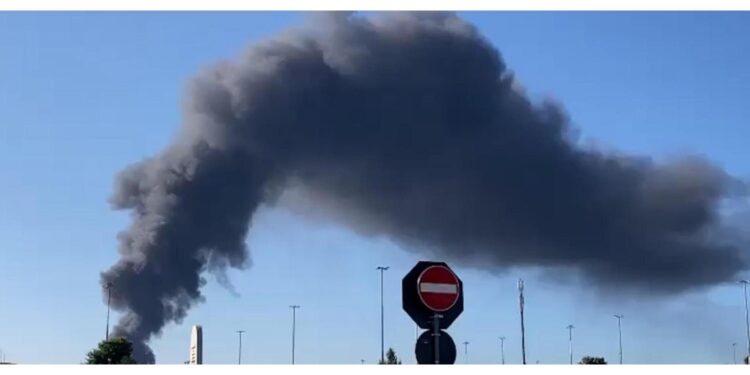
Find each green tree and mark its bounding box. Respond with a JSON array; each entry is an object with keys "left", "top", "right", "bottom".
[
  {"left": 85, "top": 337, "right": 137, "bottom": 364},
  {"left": 378, "top": 348, "right": 402, "bottom": 364},
  {"left": 579, "top": 356, "right": 607, "bottom": 365},
  {"left": 745, "top": 355, "right": 748, "bottom": 365}
]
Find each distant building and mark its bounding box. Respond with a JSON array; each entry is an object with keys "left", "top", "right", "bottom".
[{"left": 189, "top": 325, "right": 203, "bottom": 365}]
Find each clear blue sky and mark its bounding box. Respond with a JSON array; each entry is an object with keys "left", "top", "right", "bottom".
[{"left": 0, "top": 11, "right": 749, "bottom": 364}]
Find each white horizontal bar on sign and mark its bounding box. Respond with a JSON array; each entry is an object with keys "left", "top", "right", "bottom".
[{"left": 420, "top": 282, "right": 458, "bottom": 294}]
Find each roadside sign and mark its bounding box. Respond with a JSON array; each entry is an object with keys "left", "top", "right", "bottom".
[
  {"left": 417, "top": 265, "right": 460, "bottom": 312},
  {"left": 415, "top": 330, "right": 457, "bottom": 365},
  {"left": 403, "top": 261, "right": 464, "bottom": 331}
]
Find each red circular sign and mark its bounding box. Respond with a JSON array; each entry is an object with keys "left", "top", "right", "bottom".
[{"left": 417, "top": 265, "right": 460, "bottom": 312}]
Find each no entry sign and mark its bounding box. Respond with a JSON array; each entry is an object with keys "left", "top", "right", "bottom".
[
  {"left": 418, "top": 265, "right": 460, "bottom": 312},
  {"left": 403, "top": 261, "right": 464, "bottom": 330},
  {"left": 403, "top": 261, "right": 464, "bottom": 365}
]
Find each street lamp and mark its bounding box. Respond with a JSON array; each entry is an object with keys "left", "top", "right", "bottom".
[
  {"left": 499, "top": 337, "right": 506, "bottom": 364},
  {"left": 376, "top": 266, "right": 389, "bottom": 363},
  {"left": 733, "top": 342, "right": 737, "bottom": 364},
  {"left": 290, "top": 305, "right": 300, "bottom": 364},
  {"left": 740, "top": 280, "right": 750, "bottom": 364},
  {"left": 236, "top": 330, "right": 245, "bottom": 364},
  {"left": 463, "top": 341, "right": 470, "bottom": 364},
  {"left": 566, "top": 325, "right": 575, "bottom": 365},
  {"left": 613, "top": 315, "right": 624, "bottom": 365},
  {"left": 105, "top": 282, "right": 113, "bottom": 341}
]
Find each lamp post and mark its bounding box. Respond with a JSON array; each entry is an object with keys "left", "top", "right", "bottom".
[
  {"left": 499, "top": 337, "right": 506, "bottom": 364},
  {"left": 613, "top": 315, "right": 624, "bottom": 365},
  {"left": 566, "top": 325, "right": 575, "bottom": 365},
  {"left": 740, "top": 280, "right": 750, "bottom": 364},
  {"left": 236, "top": 330, "right": 245, "bottom": 364},
  {"left": 376, "top": 266, "right": 389, "bottom": 363},
  {"left": 290, "top": 305, "right": 300, "bottom": 364},
  {"left": 463, "top": 341, "right": 470, "bottom": 364},
  {"left": 105, "top": 282, "right": 113, "bottom": 341}
]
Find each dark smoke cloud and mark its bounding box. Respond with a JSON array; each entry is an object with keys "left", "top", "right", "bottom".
[{"left": 101, "top": 12, "right": 749, "bottom": 362}]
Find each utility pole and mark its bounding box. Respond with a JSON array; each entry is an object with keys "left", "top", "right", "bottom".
[
  {"left": 740, "top": 280, "right": 750, "bottom": 364},
  {"left": 290, "top": 305, "right": 300, "bottom": 364},
  {"left": 105, "top": 281, "right": 113, "bottom": 341},
  {"left": 376, "top": 266, "right": 389, "bottom": 364},
  {"left": 499, "top": 337, "right": 506, "bottom": 364},
  {"left": 236, "top": 330, "right": 245, "bottom": 364},
  {"left": 518, "top": 278, "right": 526, "bottom": 365},
  {"left": 614, "top": 315, "right": 624, "bottom": 365},
  {"left": 463, "top": 341, "right": 470, "bottom": 364}
]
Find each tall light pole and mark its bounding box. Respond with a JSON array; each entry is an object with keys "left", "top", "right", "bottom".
[
  {"left": 740, "top": 280, "right": 750, "bottom": 364},
  {"left": 733, "top": 342, "right": 737, "bottom": 364},
  {"left": 236, "top": 330, "right": 245, "bottom": 364},
  {"left": 290, "top": 305, "right": 300, "bottom": 364},
  {"left": 518, "top": 278, "right": 526, "bottom": 365},
  {"left": 105, "top": 281, "right": 113, "bottom": 341},
  {"left": 376, "top": 266, "right": 389, "bottom": 364},
  {"left": 499, "top": 337, "right": 506, "bottom": 364},
  {"left": 463, "top": 341, "right": 470, "bottom": 364},
  {"left": 614, "top": 315, "right": 624, "bottom": 365},
  {"left": 566, "top": 324, "right": 575, "bottom": 365}
]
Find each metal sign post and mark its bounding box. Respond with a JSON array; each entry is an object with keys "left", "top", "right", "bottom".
[{"left": 432, "top": 313, "right": 442, "bottom": 364}]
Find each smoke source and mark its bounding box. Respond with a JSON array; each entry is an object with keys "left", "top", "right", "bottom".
[{"left": 101, "top": 12, "right": 748, "bottom": 363}]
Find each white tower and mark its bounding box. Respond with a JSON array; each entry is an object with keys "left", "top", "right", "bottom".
[{"left": 189, "top": 325, "right": 203, "bottom": 364}]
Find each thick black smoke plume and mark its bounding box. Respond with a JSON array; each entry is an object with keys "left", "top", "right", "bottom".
[{"left": 101, "top": 12, "right": 748, "bottom": 362}]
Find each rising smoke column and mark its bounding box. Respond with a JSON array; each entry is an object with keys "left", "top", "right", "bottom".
[{"left": 101, "top": 12, "right": 748, "bottom": 363}]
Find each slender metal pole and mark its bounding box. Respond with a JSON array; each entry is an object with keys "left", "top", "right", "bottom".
[
  {"left": 733, "top": 342, "right": 737, "bottom": 364},
  {"left": 432, "top": 313, "right": 442, "bottom": 364},
  {"left": 377, "top": 266, "right": 389, "bottom": 363},
  {"left": 501, "top": 338, "right": 506, "bottom": 365},
  {"left": 290, "top": 305, "right": 300, "bottom": 364},
  {"left": 105, "top": 282, "right": 112, "bottom": 341},
  {"left": 463, "top": 341, "right": 469, "bottom": 364},
  {"left": 614, "top": 315, "right": 623, "bottom": 365},
  {"left": 567, "top": 325, "right": 574, "bottom": 365},
  {"left": 518, "top": 279, "right": 526, "bottom": 365},
  {"left": 740, "top": 280, "right": 750, "bottom": 364},
  {"left": 237, "top": 330, "right": 245, "bottom": 364}
]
